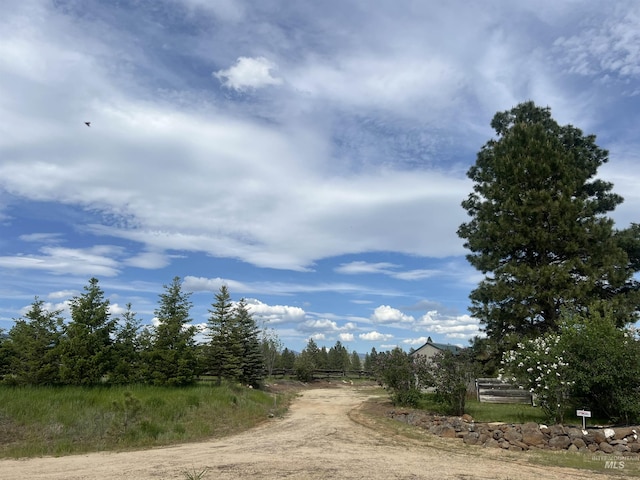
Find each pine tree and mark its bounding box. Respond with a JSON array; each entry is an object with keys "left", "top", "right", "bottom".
[
  {"left": 206, "top": 285, "right": 241, "bottom": 384},
  {"left": 279, "top": 348, "right": 296, "bottom": 370},
  {"left": 458, "top": 101, "right": 640, "bottom": 349},
  {"left": 111, "top": 303, "right": 143, "bottom": 384},
  {"left": 146, "top": 277, "right": 197, "bottom": 386},
  {"left": 59, "top": 278, "right": 116, "bottom": 385},
  {"left": 350, "top": 351, "right": 362, "bottom": 371},
  {"left": 235, "top": 298, "right": 264, "bottom": 387},
  {"left": 5, "top": 298, "right": 63, "bottom": 385}
]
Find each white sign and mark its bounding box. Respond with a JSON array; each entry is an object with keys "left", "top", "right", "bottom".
[{"left": 577, "top": 409, "right": 592, "bottom": 418}]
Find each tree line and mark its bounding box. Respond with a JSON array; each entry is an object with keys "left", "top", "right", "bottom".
[{"left": 0, "top": 277, "right": 265, "bottom": 387}]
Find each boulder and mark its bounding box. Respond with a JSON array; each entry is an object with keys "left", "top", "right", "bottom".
[
  {"left": 549, "top": 435, "right": 571, "bottom": 450},
  {"left": 572, "top": 438, "right": 587, "bottom": 449},
  {"left": 521, "top": 425, "right": 545, "bottom": 447},
  {"left": 599, "top": 442, "right": 614, "bottom": 454},
  {"left": 614, "top": 427, "right": 635, "bottom": 439},
  {"left": 504, "top": 427, "right": 523, "bottom": 444},
  {"left": 463, "top": 432, "right": 480, "bottom": 445}
]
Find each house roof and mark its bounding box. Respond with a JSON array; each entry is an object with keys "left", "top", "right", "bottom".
[{"left": 410, "top": 336, "right": 462, "bottom": 355}]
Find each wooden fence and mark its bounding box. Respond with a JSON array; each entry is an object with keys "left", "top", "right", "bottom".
[{"left": 475, "top": 378, "right": 532, "bottom": 404}]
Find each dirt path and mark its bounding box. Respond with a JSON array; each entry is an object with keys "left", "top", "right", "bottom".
[{"left": 0, "top": 385, "right": 634, "bottom": 479}]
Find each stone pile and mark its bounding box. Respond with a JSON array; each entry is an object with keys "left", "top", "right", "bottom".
[{"left": 388, "top": 410, "right": 640, "bottom": 455}]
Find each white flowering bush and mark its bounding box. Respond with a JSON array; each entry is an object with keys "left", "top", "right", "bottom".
[{"left": 500, "top": 333, "right": 573, "bottom": 423}]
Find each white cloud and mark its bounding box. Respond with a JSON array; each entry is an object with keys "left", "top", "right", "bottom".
[
  {"left": 336, "top": 261, "right": 442, "bottom": 281},
  {"left": 47, "top": 290, "right": 77, "bottom": 300},
  {"left": 553, "top": 4, "right": 640, "bottom": 80},
  {"left": 182, "top": 276, "right": 248, "bottom": 293},
  {"left": 416, "top": 311, "right": 481, "bottom": 340},
  {"left": 403, "top": 337, "right": 431, "bottom": 346},
  {"left": 19, "top": 233, "right": 63, "bottom": 244},
  {"left": 214, "top": 57, "right": 283, "bottom": 91},
  {"left": 371, "top": 305, "right": 414, "bottom": 324},
  {"left": 335, "top": 261, "right": 399, "bottom": 275},
  {"left": 359, "top": 331, "right": 394, "bottom": 342},
  {"left": 245, "top": 299, "right": 306, "bottom": 325},
  {"left": 339, "top": 333, "right": 354, "bottom": 342},
  {"left": 124, "top": 251, "right": 170, "bottom": 269},
  {"left": 0, "top": 246, "right": 122, "bottom": 277}
]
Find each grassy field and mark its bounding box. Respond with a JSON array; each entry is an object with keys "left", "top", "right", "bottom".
[
  {"left": 418, "top": 393, "right": 612, "bottom": 427},
  {"left": 0, "top": 382, "right": 294, "bottom": 459}
]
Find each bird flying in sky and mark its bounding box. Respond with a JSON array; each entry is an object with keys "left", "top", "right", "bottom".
[{"left": 84, "top": 122, "right": 91, "bottom": 127}]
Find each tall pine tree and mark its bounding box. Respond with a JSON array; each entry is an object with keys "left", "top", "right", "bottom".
[
  {"left": 458, "top": 102, "right": 640, "bottom": 350},
  {"left": 146, "top": 277, "right": 198, "bottom": 386},
  {"left": 206, "top": 285, "right": 241, "bottom": 384},
  {"left": 5, "top": 297, "right": 63, "bottom": 385},
  {"left": 235, "top": 298, "right": 264, "bottom": 387},
  {"left": 59, "top": 278, "right": 115, "bottom": 385}
]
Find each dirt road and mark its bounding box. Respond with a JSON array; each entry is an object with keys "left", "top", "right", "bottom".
[{"left": 0, "top": 385, "right": 634, "bottom": 479}]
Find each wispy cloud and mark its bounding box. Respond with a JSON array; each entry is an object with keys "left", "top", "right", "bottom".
[{"left": 214, "top": 56, "right": 283, "bottom": 91}]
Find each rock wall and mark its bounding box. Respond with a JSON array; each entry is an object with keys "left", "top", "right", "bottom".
[{"left": 388, "top": 409, "right": 640, "bottom": 455}]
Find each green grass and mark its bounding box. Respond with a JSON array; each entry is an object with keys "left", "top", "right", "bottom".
[
  {"left": 416, "top": 393, "right": 614, "bottom": 426},
  {"left": 0, "top": 383, "right": 292, "bottom": 458},
  {"left": 417, "top": 393, "right": 544, "bottom": 423}
]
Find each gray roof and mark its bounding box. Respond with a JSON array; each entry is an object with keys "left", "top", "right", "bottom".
[{"left": 410, "top": 336, "right": 462, "bottom": 355}]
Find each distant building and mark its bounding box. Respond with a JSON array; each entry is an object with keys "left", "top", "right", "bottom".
[{"left": 409, "top": 336, "right": 462, "bottom": 361}]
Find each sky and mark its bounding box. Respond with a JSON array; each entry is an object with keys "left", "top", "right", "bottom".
[{"left": 2, "top": 0, "right": 640, "bottom": 354}]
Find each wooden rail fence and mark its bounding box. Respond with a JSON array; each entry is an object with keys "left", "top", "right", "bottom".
[{"left": 475, "top": 377, "right": 532, "bottom": 404}]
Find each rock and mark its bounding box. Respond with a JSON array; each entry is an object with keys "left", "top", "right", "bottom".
[
  {"left": 599, "top": 442, "right": 614, "bottom": 454},
  {"left": 484, "top": 438, "right": 501, "bottom": 448},
  {"left": 567, "top": 428, "right": 584, "bottom": 440},
  {"left": 522, "top": 429, "right": 545, "bottom": 447},
  {"left": 568, "top": 444, "right": 578, "bottom": 452},
  {"left": 463, "top": 432, "right": 479, "bottom": 445},
  {"left": 593, "top": 431, "right": 607, "bottom": 444},
  {"left": 492, "top": 430, "right": 504, "bottom": 440},
  {"left": 588, "top": 443, "right": 599, "bottom": 453},
  {"left": 549, "top": 435, "right": 571, "bottom": 449},
  {"left": 511, "top": 440, "right": 530, "bottom": 451},
  {"left": 604, "top": 428, "right": 615, "bottom": 439},
  {"left": 630, "top": 443, "right": 640, "bottom": 453},
  {"left": 504, "top": 428, "right": 523, "bottom": 444},
  {"left": 614, "top": 444, "right": 630, "bottom": 453},
  {"left": 614, "top": 427, "right": 634, "bottom": 439},
  {"left": 440, "top": 426, "right": 457, "bottom": 438},
  {"left": 572, "top": 438, "right": 586, "bottom": 449},
  {"left": 462, "top": 414, "right": 473, "bottom": 423},
  {"left": 548, "top": 424, "right": 566, "bottom": 436}
]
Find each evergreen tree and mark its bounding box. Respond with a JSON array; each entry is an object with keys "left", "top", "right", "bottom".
[
  {"left": 235, "top": 298, "right": 264, "bottom": 387},
  {"left": 327, "top": 341, "right": 350, "bottom": 371},
  {"left": 294, "top": 338, "right": 320, "bottom": 382},
  {"left": 59, "top": 278, "right": 116, "bottom": 385},
  {"left": 111, "top": 303, "right": 143, "bottom": 385},
  {"left": 458, "top": 101, "right": 640, "bottom": 350},
  {"left": 5, "top": 298, "right": 63, "bottom": 385},
  {"left": 206, "top": 285, "right": 241, "bottom": 384},
  {"left": 146, "top": 277, "right": 197, "bottom": 386},
  {"left": 363, "top": 347, "right": 378, "bottom": 373},
  {"left": 350, "top": 351, "right": 362, "bottom": 371},
  {"left": 278, "top": 347, "right": 296, "bottom": 370}
]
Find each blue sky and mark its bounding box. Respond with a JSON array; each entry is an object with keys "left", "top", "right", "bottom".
[{"left": 1, "top": 0, "right": 640, "bottom": 353}]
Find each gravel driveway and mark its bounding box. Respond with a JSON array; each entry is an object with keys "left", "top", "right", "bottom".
[{"left": 0, "top": 385, "right": 634, "bottom": 479}]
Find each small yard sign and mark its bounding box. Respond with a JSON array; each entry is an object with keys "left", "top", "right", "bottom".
[{"left": 577, "top": 409, "right": 591, "bottom": 430}]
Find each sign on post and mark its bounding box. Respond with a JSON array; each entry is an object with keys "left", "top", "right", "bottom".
[{"left": 577, "top": 409, "right": 591, "bottom": 430}]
